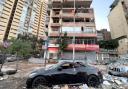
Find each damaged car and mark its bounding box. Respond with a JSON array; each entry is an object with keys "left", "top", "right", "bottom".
[
  {"left": 108, "top": 65, "right": 128, "bottom": 77},
  {"left": 108, "top": 57, "right": 128, "bottom": 77},
  {"left": 26, "top": 61, "right": 103, "bottom": 89}
]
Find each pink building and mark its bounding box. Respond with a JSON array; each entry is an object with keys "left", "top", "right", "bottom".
[{"left": 46, "top": 0, "right": 99, "bottom": 60}]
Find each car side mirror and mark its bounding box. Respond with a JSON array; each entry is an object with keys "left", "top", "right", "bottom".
[{"left": 57, "top": 67, "right": 62, "bottom": 71}]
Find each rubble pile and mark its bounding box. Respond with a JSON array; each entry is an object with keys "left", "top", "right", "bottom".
[{"left": 102, "top": 74, "right": 128, "bottom": 89}]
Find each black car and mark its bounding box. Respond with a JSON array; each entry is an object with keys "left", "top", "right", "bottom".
[{"left": 26, "top": 62, "right": 103, "bottom": 89}]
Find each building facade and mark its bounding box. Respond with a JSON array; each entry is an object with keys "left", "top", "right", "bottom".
[
  {"left": 0, "top": 0, "right": 47, "bottom": 41},
  {"left": 108, "top": 0, "right": 128, "bottom": 54},
  {"left": 47, "top": 0, "right": 99, "bottom": 61},
  {"left": 97, "top": 29, "right": 111, "bottom": 41}
]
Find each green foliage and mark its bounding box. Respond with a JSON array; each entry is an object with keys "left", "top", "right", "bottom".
[
  {"left": 17, "top": 33, "right": 37, "bottom": 51},
  {"left": 98, "top": 39, "right": 119, "bottom": 50},
  {"left": 7, "top": 39, "right": 32, "bottom": 57},
  {"left": 0, "top": 33, "right": 42, "bottom": 57},
  {"left": 59, "top": 32, "right": 68, "bottom": 51}
]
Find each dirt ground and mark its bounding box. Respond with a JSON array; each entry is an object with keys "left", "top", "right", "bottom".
[
  {"left": 0, "top": 60, "right": 43, "bottom": 89},
  {"left": 2, "top": 61, "right": 127, "bottom": 89}
]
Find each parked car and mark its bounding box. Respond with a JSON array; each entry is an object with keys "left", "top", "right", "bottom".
[
  {"left": 26, "top": 61, "right": 103, "bottom": 89},
  {"left": 58, "top": 58, "right": 87, "bottom": 64},
  {"left": 108, "top": 65, "right": 128, "bottom": 77},
  {"left": 108, "top": 57, "right": 128, "bottom": 77}
]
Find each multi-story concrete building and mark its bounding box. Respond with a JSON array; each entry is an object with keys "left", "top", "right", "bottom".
[
  {"left": 97, "top": 30, "right": 104, "bottom": 41},
  {"left": 108, "top": 0, "right": 128, "bottom": 54},
  {"left": 97, "top": 29, "right": 111, "bottom": 41},
  {"left": 0, "top": 0, "right": 47, "bottom": 41},
  {"left": 47, "top": 0, "right": 99, "bottom": 61}
]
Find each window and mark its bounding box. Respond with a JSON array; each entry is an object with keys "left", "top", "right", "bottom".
[
  {"left": 74, "top": 62, "right": 85, "bottom": 68},
  {"left": 85, "top": 18, "right": 90, "bottom": 22},
  {"left": 61, "top": 63, "right": 73, "bottom": 69}
]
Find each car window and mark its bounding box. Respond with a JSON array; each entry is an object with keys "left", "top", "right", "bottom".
[
  {"left": 61, "top": 63, "right": 73, "bottom": 69},
  {"left": 74, "top": 62, "right": 85, "bottom": 68}
]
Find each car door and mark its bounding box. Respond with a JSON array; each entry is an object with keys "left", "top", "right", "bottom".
[
  {"left": 51, "top": 62, "right": 77, "bottom": 85},
  {"left": 74, "top": 62, "right": 88, "bottom": 83}
]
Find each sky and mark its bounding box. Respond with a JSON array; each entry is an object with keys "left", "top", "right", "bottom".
[{"left": 91, "top": 0, "right": 114, "bottom": 31}]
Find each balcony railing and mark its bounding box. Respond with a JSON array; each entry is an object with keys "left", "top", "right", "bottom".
[
  {"left": 52, "top": 0, "right": 62, "bottom": 3},
  {"left": 51, "top": 13, "right": 60, "bottom": 17},
  {"left": 62, "top": 22, "right": 95, "bottom": 27},
  {"left": 50, "top": 23, "right": 61, "bottom": 26},
  {"left": 48, "top": 44, "right": 59, "bottom": 47},
  {"left": 49, "top": 32, "right": 97, "bottom": 37},
  {"left": 61, "top": 12, "right": 94, "bottom": 18}
]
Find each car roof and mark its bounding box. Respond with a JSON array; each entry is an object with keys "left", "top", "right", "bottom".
[{"left": 59, "top": 61, "right": 84, "bottom": 65}]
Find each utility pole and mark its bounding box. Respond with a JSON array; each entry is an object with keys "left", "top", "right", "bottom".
[{"left": 73, "top": 0, "right": 76, "bottom": 62}]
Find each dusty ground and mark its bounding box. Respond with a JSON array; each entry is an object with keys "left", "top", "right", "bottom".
[
  {"left": 0, "top": 61, "right": 128, "bottom": 89},
  {"left": 0, "top": 60, "right": 43, "bottom": 89},
  {"left": 0, "top": 60, "right": 107, "bottom": 89}
]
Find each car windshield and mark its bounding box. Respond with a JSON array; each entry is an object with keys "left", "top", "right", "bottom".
[{"left": 46, "top": 63, "right": 62, "bottom": 69}]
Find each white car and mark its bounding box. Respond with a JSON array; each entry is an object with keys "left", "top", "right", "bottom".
[{"left": 108, "top": 65, "right": 128, "bottom": 77}]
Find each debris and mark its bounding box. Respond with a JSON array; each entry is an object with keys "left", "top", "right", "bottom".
[
  {"left": 0, "top": 77, "right": 4, "bottom": 80},
  {"left": 0, "top": 72, "right": 3, "bottom": 76},
  {"left": 114, "top": 79, "right": 122, "bottom": 85},
  {"left": 53, "top": 85, "right": 60, "bottom": 89},
  {"left": 3, "top": 75, "right": 8, "bottom": 80},
  {"left": 103, "top": 74, "right": 114, "bottom": 82},
  {"left": 82, "top": 84, "right": 89, "bottom": 89},
  {"left": 103, "top": 81, "right": 111, "bottom": 85},
  {"left": 28, "top": 57, "right": 45, "bottom": 64},
  {"left": 118, "top": 77, "right": 128, "bottom": 84}
]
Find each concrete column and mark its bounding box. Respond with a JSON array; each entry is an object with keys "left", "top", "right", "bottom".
[{"left": 102, "top": 53, "right": 104, "bottom": 60}]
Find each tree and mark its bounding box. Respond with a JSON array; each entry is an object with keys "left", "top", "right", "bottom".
[
  {"left": 7, "top": 39, "right": 32, "bottom": 57},
  {"left": 17, "top": 33, "right": 37, "bottom": 51},
  {"left": 59, "top": 32, "right": 68, "bottom": 51},
  {"left": 98, "top": 39, "right": 119, "bottom": 50}
]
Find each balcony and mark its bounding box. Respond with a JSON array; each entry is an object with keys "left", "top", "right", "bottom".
[
  {"left": 51, "top": 13, "right": 60, "bottom": 17},
  {"left": 50, "top": 23, "right": 61, "bottom": 27},
  {"left": 52, "top": 0, "right": 62, "bottom": 3},
  {"left": 66, "top": 44, "right": 99, "bottom": 51},
  {"left": 61, "top": 12, "right": 94, "bottom": 18},
  {"left": 62, "top": 0, "right": 92, "bottom": 7},
  {"left": 48, "top": 44, "right": 59, "bottom": 48},
  {"left": 62, "top": 22, "right": 95, "bottom": 27},
  {"left": 49, "top": 32, "right": 97, "bottom": 37},
  {"left": 48, "top": 44, "right": 59, "bottom": 52}
]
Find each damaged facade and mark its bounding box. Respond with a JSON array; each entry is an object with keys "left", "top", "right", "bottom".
[{"left": 46, "top": 0, "right": 99, "bottom": 61}]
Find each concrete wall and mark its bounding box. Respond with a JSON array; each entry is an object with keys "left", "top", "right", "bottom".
[{"left": 108, "top": 0, "right": 128, "bottom": 54}]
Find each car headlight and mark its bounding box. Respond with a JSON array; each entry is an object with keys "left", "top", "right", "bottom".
[{"left": 29, "top": 73, "right": 37, "bottom": 78}]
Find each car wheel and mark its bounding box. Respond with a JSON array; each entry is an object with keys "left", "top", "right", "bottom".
[
  {"left": 87, "top": 75, "right": 100, "bottom": 87},
  {"left": 32, "top": 76, "right": 49, "bottom": 89}
]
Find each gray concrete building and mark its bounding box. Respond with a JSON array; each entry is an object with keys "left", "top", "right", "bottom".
[{"left": 108, "top": 0, "right": 128, "bottom": 54}]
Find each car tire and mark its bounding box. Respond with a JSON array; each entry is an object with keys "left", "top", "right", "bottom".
[
  {"left": 87, "top": 75, "right": 100, "bottom": 87},
  {"left": 32, "top": 76, "right": 49, "bottom": 89}
]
